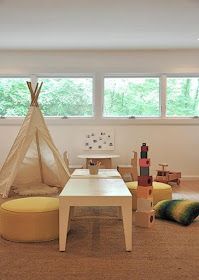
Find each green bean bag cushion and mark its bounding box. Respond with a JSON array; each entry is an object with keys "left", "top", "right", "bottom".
[{"left": 154, "top": 199, "right": 199, "bottom": 226}]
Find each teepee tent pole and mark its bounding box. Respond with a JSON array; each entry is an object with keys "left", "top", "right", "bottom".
[
  {"left": 35, "top": 128, "right": 44, "bottom": 183},
  {"left": 27, "top": 81, "right": 35, "bottom": 103},
  {"left": 32, "top": 82, "right": 43, "bottom": 106},
  {"left": 27, "top": 81, "right": 41, "bottom": 106},
  {"left": 32, "top": 83, "right": 39, "bottom": 106}
]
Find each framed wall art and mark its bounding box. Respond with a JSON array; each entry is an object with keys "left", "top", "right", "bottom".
[{"left": 84, "top": 130, "right": 114, "bottom": 151}]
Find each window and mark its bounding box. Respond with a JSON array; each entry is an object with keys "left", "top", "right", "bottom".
[
  {"left": 38, "top": 77, "right": 93, "bottom": 117},
  {"left": 0, "top": 78, "right": 30, "bottom": 117},
  {"left": 166, "top": 77, "right": 199, "bottom": 117},
  {"left": 103, "top": 77, "right": 160, "bottom": 117},
  {"left": 1, "top": 74, "right": 199, "bottom": 122}
]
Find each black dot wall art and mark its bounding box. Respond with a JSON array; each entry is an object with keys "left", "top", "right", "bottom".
[{"left": 84, "top": 130, "right": 115, "bottom": 151}]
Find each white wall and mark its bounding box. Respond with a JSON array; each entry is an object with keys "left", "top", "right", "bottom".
[
  {"left": 1, "top": 50, "right": 199, "bottom": 74},
  {"left": 0, "top": 50, "right": 199, "bottom": 178}
]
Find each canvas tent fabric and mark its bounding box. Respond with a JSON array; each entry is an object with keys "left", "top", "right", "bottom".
[{"left": 0, "top": 82, "right": 70, "bottom": 198}]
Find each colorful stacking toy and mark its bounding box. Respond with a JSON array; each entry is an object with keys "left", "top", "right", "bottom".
[{"left": 135, "top": 143, "right": 155, "bottom": 227}]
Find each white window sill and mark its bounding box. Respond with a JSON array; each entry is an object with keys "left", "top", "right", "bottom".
[{"left": 1, "top": 117, "right": 199, "bottom": 126}]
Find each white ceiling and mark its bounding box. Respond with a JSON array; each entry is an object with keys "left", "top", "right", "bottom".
[{"left": 0, "top": 0, "right": 199, "bottom": 50}]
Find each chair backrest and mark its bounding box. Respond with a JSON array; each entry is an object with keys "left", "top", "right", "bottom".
[
  {"left": 131, "top": 151, "right": 138, "bottom": 180},
  {"left": 63, "top": 151, "right": 70, "bottom": 168},
  {"left": 63, "top": 151, "right": 83, "bottom": 174},
  {"left": 131, "top": 151, "right": 137, "bottom": 166}
]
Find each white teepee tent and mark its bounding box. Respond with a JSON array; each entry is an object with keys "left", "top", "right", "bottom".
[{"left": 0, "top": 81, "right": 70, "bottom": 198}]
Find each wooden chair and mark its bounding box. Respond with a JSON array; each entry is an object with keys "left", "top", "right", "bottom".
[
  {"left": 117, "top": 151, "right": 138, "bottom": 182},
  {"left": 63, "top": 151, "right": 83, "bottom": 174}
]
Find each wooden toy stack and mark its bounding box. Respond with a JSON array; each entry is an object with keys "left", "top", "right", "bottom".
[{"left": 135, "top": 143, "right": 155, "bottom": 227}]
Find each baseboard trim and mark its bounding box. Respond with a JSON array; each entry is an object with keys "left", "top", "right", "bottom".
[{"left": 181, "top": 176, "right": 199, "bottom": 181}]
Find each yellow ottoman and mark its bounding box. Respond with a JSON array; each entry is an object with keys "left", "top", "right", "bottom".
[
  {"left": 0, "top": 197, "right": 59, "bottom": 242},
  {"left": 126, "top": 181, "right": 172, "bottom": 211}
]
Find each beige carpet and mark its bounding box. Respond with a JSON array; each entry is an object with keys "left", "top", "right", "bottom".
[{"left": 0, "top": 206, "right": 198, "bottom": 280}]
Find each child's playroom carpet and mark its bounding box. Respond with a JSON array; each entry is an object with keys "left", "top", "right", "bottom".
[{"left": 0, "top": 207, "right": 198, "bottom": 280}]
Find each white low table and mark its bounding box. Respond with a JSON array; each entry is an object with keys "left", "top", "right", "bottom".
[
  {"left": 71, "top": 168, "right": 121, "bottom": 179},
  {"left": 59, "top": 178, "right": 132, "bottom": 252},
  {"left": 77, "top": 154, "right": 120, "bottom": 169}
]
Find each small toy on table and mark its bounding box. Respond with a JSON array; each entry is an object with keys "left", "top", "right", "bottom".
[{"left": 155, "top": 163, "right": 181, "bottom": 185}]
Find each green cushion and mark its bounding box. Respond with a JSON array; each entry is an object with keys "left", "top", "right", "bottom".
[{"left": 154, "top": 199, "right": 199, "bottom": 226}]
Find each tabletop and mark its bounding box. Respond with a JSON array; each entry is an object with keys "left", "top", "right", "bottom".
[
  {"left": 60, "top": 178, "right": 131, "bottom": 197},
  {"left": 77, "top": 154, "right": 120, "bottom": 159},
  {"left": 71, "top": 169, "right": 121, "bottom": 179}
]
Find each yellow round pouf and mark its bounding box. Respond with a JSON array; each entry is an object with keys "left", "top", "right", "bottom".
[
  {"left": 126, "top": 181, "right": 172, "bottom": 210},
  {"left": 0, "top": 197, "right": 59, "bottom": 242}
]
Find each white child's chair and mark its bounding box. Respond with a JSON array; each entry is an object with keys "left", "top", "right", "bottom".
[
  {"left": 63, "top": 151, "right": 83, "bottom": 174},
  {"left": 117, "top": 151, "right": 138, "bottom": 182}
]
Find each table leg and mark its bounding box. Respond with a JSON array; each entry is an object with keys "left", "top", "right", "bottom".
[
  {"left": 117, "top": 206, "right": 122, "bottom": 220},
  {"left": 86, "top": 159, "right": 90, "bottom": 168},
  {"left": 121, "top": 199, "right": 132, "bottom": 251},
  {"left": 59, "top": 200, "right": 70, "bottom": 252},
  {"left": 103, "top": 158, "right": 112, "bottom": 168},
  {"left": 69, "top": 206, "right": 75, "bottom": 223}
]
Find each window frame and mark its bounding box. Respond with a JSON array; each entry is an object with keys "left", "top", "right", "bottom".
[
  {"left": 0, "top": 73, "right": 199, "bottom": 126},
  {"left": 0, "top": 73, "right": 96, "bottom": 122},
  {"left": 165, "top": 74, "right": 199, "bottom": 118},
  {"left": 37, "top": 74, "right": 95, "bottom": 118},
  {"left": 102, "top": 74, "right": 161, "bottom": 119},
  {"left": 0, "top": 75, "right": 31, "bottom": 119}
]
